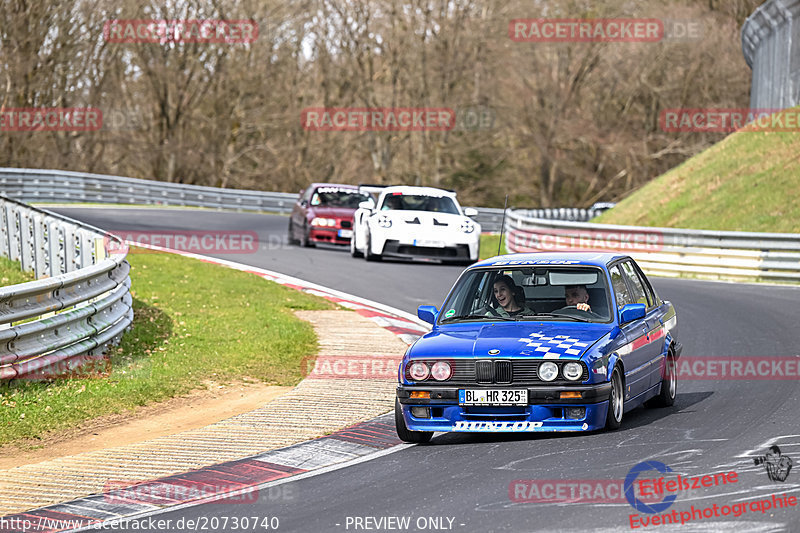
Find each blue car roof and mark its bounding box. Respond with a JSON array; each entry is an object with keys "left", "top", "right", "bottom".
[{"left": 471, "top": 252, "right": 628, "bottom": 269}]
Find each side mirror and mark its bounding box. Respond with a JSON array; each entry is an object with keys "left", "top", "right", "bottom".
[
  {"left": 463, "top": 207, "right": 479, "bottom": 217},
  {"left": 620, "top": 303, "right": 646, "bottom": 324},
  {"left": 300, "top": 200, "right": 308, "bottom": 207},
  {"left": 417, "top": 305, "right": 439, "bottom": 325}
]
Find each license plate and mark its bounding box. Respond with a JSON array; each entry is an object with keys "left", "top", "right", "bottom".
[
  {"left": 459, "top": 389, "right": 527, "bottom": 406},
  {"left": 338, "top": 229, "right": 353, "bottom": 238},
  {"left": 413, "top": 239, "right": 445, "bottom": 248}
]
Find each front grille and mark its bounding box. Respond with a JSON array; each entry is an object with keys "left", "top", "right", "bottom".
[
  {"left": 495, "top": 361, "right": 512, "bottom": 383},
  {"left": 340, "top": 220, "right": 352, "bottom": 229},
  {"left": 476, "top": 360, "right": 494, "bottom": 383},
  {"left": 406, "top": 359, "right": 588, "bottom": 384}
]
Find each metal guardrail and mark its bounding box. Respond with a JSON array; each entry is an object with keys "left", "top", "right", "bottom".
[
  {"left": 0, "top": 168, "right": 603, "bottom": 233},
  {"left": 0, "top": 195, "right": 133, "bottom": 380},
  {"left": 505, "top": 210, "right": 800, "bottom": 284},
  {"left": 0, "top": 168, "right": 298, "bottom": 215}
]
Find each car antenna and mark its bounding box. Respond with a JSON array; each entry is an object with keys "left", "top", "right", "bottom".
[{"left": 497, "top": 195, "right": 508, "bottom": 256}]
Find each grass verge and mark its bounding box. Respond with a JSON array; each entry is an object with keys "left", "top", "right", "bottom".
[
  {"left": 0, "top": 256, "right": 35, "bottom": 286},
  {"left": 594, "top": 115, "right": 800, "bottom": 232},
  {"left": 0, "top": 248, "right": 333, "bottom": 446},
  {"left": 479, "top": 234, "right": 508, "bottom": 260}
]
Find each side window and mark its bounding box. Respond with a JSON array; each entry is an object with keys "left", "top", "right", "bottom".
[
  {"left": 609, "top": 265, "right": 633, "bottom": 310},
  {"left": 630, "top": 261, "right": 657, "bottom": 307},
  {"left": 620, "top": 261, "right": 650, "bottom": 307}
]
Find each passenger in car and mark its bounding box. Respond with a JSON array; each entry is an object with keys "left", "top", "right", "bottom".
[{"left": 486, "top": 275, "right": 535, "bottom": 317}]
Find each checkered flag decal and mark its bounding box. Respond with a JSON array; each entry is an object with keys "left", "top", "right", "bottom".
[{"left": 518, "top": 332, "right": 590, "bottom": 359}]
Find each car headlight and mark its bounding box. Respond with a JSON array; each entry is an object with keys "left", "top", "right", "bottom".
[
  {"left": 539, "top": 362, "right": 558, "bottom": 382},
  {"left": 311, "top": 217, "right": 336, "bottom": 227},
  {"left": 377, "top": 215, "right": 392, "bottom": 228},
  {"left": 408, "top": 361, "right": 429, "bottom": 381},
  {"left": 430, "top": 361, "right": 452, "bottom": 381},
  {"left": 460, "top": 220, "right": 475, "bottom": 233},
  {"left": 563, "top": 362, "right": 583, "bottom": 381}
]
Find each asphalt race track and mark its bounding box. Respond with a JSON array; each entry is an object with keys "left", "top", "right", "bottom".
[{"left": 53, "top": 207, "right": 800, "bottom": 532}]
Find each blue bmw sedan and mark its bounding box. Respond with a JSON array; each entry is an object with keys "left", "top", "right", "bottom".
[{"left": 395, "top": 253, "right": 682, "bottom": 443}]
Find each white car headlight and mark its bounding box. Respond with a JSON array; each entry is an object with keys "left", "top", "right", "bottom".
[
  {"left": 430, "top": 361, "right": 452, "bottom": 381},
  {"left": 563, "top": 362, "right": 583, "bottom": 381},
  {"left": 408, "top": 362, "right": 429, "bottom": 381},
  {"left": 460, "top": 220, "right": 475, "bottom": 233},
  {"left": 311, "top": 217, "right": 336, "bottom": 227},
  {"left": 377, "top": 215, "right": 392, "bottom": 228},
  {"left": 539, "top": 362, "right": 558, "bottom": 382}
]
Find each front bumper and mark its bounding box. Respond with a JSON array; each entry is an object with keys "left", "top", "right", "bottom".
[
  {"left": 309, "top": 227, "right": 352, "bottom": 244},
  {"left": 381, "top": 240, "right": 474, "bottom": 262},
  {"left": 397, "top": 383, "right": 612, "bottom": 432}
]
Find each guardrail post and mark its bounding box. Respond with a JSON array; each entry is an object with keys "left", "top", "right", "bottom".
[
  {"left": 19, "top": 210, "right": 34, "bottom": 272},
  {"left": 7, "top": 205, "right": 21, "bottom": 263},
  {"left": 33, "top": 214, "right": 46, "bottom": 278}
]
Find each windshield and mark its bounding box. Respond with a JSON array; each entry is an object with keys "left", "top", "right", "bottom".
[
  {"left": 379, "top": 193, "right": 459, "bottom": 214},
  {"left": 439, "top": 266, "right": 612, "bottom": 323},
  {"left": 310, "top": 187, "right": 371, "bottom": 208}
]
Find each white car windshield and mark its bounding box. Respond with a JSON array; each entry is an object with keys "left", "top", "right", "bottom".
[
  {"left": 439, "top": 267, "right": 613, "bottom": 323},
  {"left": 379, "top": 194, "right": 459, "bottom": 214}
]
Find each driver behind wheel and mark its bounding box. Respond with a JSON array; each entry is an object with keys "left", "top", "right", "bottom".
[{"left": 565, "top": 285, "right": 592, "bottom": 312}]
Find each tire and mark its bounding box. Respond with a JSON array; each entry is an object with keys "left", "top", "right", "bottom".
[
  {"left": 605, "top": 366, "right": 624, "bottom": 430},
  {"left": 646, "top": 349, "right": 677, "bottom": 408},
  {"left": 300, "top": 222, "right": 313, "bottom": 248},
  {"left": 364, "top": 231, "right": 381, "bottom": 261},
  {"left": 350, "top": 231, "right": 363, "bottom": 258},
  {"left": 395, "top": 398, "right": 433, "bottom": 444},
  {"left": 287, "top": 219, "right": 299, "bottom": 245}
]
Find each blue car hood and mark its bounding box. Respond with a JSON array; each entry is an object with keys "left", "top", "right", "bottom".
[{"left": 409, "top": 322, "right": 616, "bottom": 360}]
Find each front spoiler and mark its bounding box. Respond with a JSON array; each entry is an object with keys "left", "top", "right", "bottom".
[
  {"left": 397, "top": 383, "right": 612, "bottom": 404},
  {"left": 397, "top": 383, "right": 612, "bottom": 432}
]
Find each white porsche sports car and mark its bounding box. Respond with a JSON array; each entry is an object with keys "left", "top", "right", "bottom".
[{"left": 350, "top": 186, "right": 481, "bottom": 264}]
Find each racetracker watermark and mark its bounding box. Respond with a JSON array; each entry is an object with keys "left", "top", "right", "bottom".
[
  {"left": 105, "top": 230, "right": 258, "bottom": 254},
  {"left": 103, "top": 19, "right": 258, "bottom": 43},
  {"left": 676, "top": 356, "right": 800, "bottom": 380},
  {"left": 300, "top": 355, "right": 402, "bottom": 380},
  {"left": 301, "top": 108, "right": 455, "bottom": 132},
  {"left": 102, "top": 108, "right": 147, "bottom": 131},
  {"left": 510, "top": 228, "right": 663, "bottom": 252},
  {"left": 509, "top": 479, "right": 672, "bottom": 504},
  {"left": 660, "top": 108, "right": 800, "bottom": 133},
  {"left": 509, "top": 18, "right": 702, "bottom": 42},
  {"left": 13, "top": 354, "right": 111, "bottom": 381},
  {"left": 453, "top": 106, "right": 497, "bottom": 131},
  {"left": 103, "top": 480, "right": 295, "bottom": 505},
  {"left": 0, "top": 108, "right": 102, "bottom": 132}
]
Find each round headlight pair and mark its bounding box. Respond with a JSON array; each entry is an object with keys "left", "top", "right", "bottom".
[
  {"left": 311, "top": 217, "right": 336, "bottom": 227},
  {"left": 408, "top": 361, "right": 452, "bottom": 381},
  {"left": 539, "top": 361, "right": 583, "bottom": 381}
]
